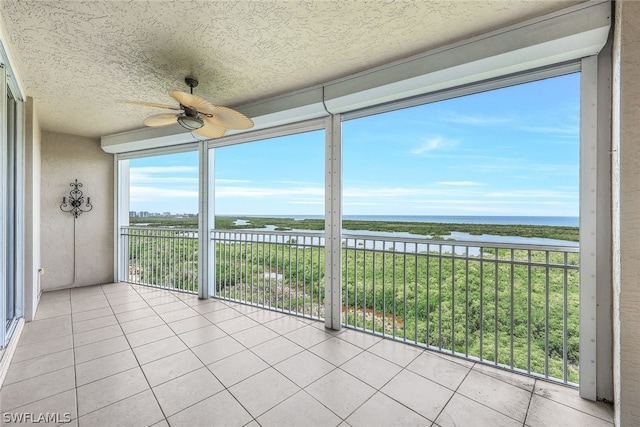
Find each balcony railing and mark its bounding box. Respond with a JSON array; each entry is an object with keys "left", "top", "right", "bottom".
[
  {"left": 120, "top": 227, "right": 199, "bottom": 293},
  {"left": 121, "top": 226, "right": 580, "bottom": 385},
  {"left": 213, "top": 230, "right": 325, "bottom": 320},
  {"left": 341, "top": 234, "right": 579, "bottom": 385}
]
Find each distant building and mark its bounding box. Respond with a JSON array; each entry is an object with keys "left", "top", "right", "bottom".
[
  {"left": 162, "top": 212, "right": 171, "bottom": 216},
  {"left": 129, "top": 211, "right": 137, "bottom": 217},
  {"left": 139, "top": 211, "right": 150, "bottom": 217}
]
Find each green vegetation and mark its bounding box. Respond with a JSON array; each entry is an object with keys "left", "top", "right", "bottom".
[{"left": 130, "top": 215, "right": 579, "bottom": 242}]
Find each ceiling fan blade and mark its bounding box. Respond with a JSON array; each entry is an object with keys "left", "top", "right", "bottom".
[
  {"left": 144, "top": 113, "right": 179, "bottom": 127},
  {"left": 169, "top": 91, "right": 216, "bottom": 113},
  {"left": 194, "top": 117, "right": 227, "bottom": 138},
  {"left": 207, "top": 106, "right": 254, "bottom": 130},
  {"left": 121, "top": 100, "right": 181, "bottom": 111}
]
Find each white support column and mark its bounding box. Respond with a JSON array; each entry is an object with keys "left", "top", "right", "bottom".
[
  {"left": 14, "top": 97, "right": 24, "bottom": 320},
  {"left": 579, "top": 55, "right": 599, "bottom": 401},
  {"left": 115, "top": 158, "right": 130, "bottom": 282},
  {"left": 208, "top": 147, "right": 216, "bottom": 297},
  {"left": 324, "top": 114, "right": 342, "bottom": 330},
  {"left": 0, "top": 65, "right": 7, "bottom": 347},
  {"left": 198, "top": 141, "right": 210, "bottom": 299},
  {"left": 595, "top": 40, "right": 613, "bottom": 402}
]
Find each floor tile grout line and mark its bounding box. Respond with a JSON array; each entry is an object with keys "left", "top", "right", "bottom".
[
  {"left": 98, "top": 284, "right": 171, "bottom": 426},
  {"left": 157, "top": 303, "right": 264, "bottom": 422},
  {"left": 3, "top": 345, "right": 74, "bottom": 373},
  {"left": 2, "top": 356, "right": 75, "bottom": 388},
  {"left": 429, "top": 361, "right": 475, "bottom": 425},
  {"left": 194, "top": 310, "right": 341, "bottom": 423},
  {"left": 523, "top": 378, "right": 536, "bottom": 427},
  {"left": 128, "top": 284, "right": 259, "bottom": 424},
  {"left": 69, "top": 292, "right": 81, "bottom": 426},
  {"left": 0, "top": 387, "right": 77, "bottom": 418},
  {"left": 470, "top": 363, "right": 537, "bottom": 393},
  {"left": 529, "top": 388, "right": 615, "bottom": 423},
  {"left": 339, "top": 349, "right": 433, "bottom": 423},
  {"left": 444, "top": 366, "right": 534, "bottom": 425},
  {"left": 41, "top": 283, "right": 611, "bottom": 426},
  {"left": 75, "top": 387, "right": 152, "bottom": 423}
]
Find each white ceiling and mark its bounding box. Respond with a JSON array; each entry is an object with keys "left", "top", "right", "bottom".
[{"left": 0, "top": 0, "right": 582, "bottom": 139}]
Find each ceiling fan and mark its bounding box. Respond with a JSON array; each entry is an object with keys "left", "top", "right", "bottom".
[{"left": 125, "top": 77, "right": 254, "bottom": 138}]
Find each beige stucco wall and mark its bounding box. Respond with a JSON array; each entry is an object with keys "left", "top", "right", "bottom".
[
  {"left": 612, "top": 1, "right": 640, "bottom": 425},
  {"left": 23, "top": 97, "right": 41, "bottom": 320},
  {"left": 40, "top": 131, "right": 113, "bottom": 290}
]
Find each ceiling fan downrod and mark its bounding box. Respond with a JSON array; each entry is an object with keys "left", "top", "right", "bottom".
[{"left": 185, "top": 77, "right": 198, "bottom": 95}]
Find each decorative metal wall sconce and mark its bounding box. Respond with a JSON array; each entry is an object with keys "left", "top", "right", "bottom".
[{"left": 60, "top": 179, "right": 93, "bottom": 218}]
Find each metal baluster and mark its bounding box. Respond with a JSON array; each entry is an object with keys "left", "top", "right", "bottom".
[
  {"left": 363, "top": 239, "right": 368, "bottom": 331},
  {"left": 354, "top": 239, "right": 358, "bottom": 328},
  {"left": 494, "top": 247, "right": 499, "bottom": 365},
  {"left": 545, "top": 250, "right": 550, "bottom": 378},
  {"left": 392, "top": 244, "right": 397, "bottom": 339},
  {"left": 382, "top": 246, "right": 386, "bottom": 337},
  {"left": 414, "top": 245, "right": 419, "bottom": 345},
  {"left": 527, "top": 249, "right": 532, "bottom": 374},
  {"left": 426, "top": 243, "right": 430, "bottom": 347},
  {"left": 563, "top": 251, "right": 569, "bottom": 383},
  {"left": 465, "top": 246, "right": 469, "bottom": 357},
  {"left": 479, "top": 246, "right": 484, "bottom": 361},
  {"left": 317, "top": 237, "right": 322, "bottom": 320},
  {"left": 452, "top": 246, "right": 456, "bottom": 354},
  {"left": 438, "top": 244, "right": 443, "bottom": 350},
  {"left": 403, "top": 242, "right": 407, "bottom": 341},
  {"left": 510, "top": 248, "right": 515, "bottom": 369},
  {"left": 372, "top": 240, "right": 377, "bottom": 335}
]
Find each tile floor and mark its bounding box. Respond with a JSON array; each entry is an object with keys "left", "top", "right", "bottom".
[{"left": 0, "top": 282, "right": 614, "bottom": 427}]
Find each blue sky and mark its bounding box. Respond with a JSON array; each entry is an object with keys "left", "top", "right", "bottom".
[{"left": 129, "top": 73, "right": 580, "bottom": 217}]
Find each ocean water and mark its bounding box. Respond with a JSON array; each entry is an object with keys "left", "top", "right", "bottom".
[
  {"left": 343, "top": 215, "right": 578, "bottom": 227},
  {"left": 249, "top": 215, "right": 579, "bottom": 227}
]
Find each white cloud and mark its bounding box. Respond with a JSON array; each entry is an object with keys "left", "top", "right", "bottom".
[
  {"left": 130, "top": 186, "right": 199, "bottom": 201},
  {"left": 344, "top": 187, "right": 450, "bottom": 198},
  {"left": 130, "top": 176, "right": 198, "bottom": 184},
  {"left": 519, "top": 125, "right": 579, "bottom": 135},
  {"left": 441, "top": 112, "right": 510, "bottom": 126},
  {"left": 410, "top": 137, "right": 456, "bottom": 155},
  {"left": 436, "top": 181, "right": 484, "bottom": 186},
  {"left": 215, "top": 179, "right": 251, "bottom": 184},
  {"left": 215, "top": 185, "right": 324, "bottom": 198},
  {"left": 130, "top": 166, "right": 199, "bottom": 185},
  {"left": 483, "top": 190, "right": 577, "bottom": 199},
  {"left": 130, "top": 166, "right": 198, "bottom": 174}
]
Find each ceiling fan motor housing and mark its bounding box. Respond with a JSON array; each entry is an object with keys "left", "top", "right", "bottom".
[{"left": 177, "top": 105, "right": 204, "bottom": 130}]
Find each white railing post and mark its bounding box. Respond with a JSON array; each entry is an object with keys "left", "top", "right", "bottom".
[{"left": 324, "top": 114, "right": 342, "bottom": 330}]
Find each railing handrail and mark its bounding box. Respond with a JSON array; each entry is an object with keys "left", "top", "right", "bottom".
[
  {"left": 342, "top": 233, "right": 580, "bottom": 252},
  {"left": 121, "top": 226, "right": 198, "bottom": 233}
]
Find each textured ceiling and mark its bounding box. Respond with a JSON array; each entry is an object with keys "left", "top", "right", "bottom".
[{"left": 0, "top": 0, "right": 582, "bottom": 138}]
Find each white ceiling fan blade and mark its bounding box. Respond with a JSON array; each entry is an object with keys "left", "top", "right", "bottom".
[{"left": 144, "top": 113, "right": 178, "bottom": 127}]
